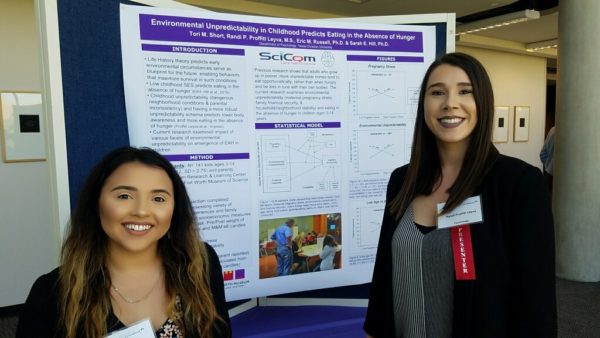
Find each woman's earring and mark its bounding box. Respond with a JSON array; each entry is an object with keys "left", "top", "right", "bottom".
[{"left": 167, "top": 231, "right": 172, "bottom": 240}]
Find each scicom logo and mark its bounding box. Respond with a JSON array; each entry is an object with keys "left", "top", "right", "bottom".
[{"left": 259, "top": 52, "right": 316, "bottom": 63}]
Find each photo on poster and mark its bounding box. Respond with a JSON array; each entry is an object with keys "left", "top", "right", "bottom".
[{"left": 259, "top": 213, "right": 341, "bottom": 279}]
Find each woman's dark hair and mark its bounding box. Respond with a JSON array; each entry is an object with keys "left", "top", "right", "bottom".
[
  {"left": 59, "top": 146, "right": 224, "bottom": 338},
  {"left": 323, "top": 234, "right": 338, "bottom": 249},
  {"left": 389, "top": 52, "right": 499, "bottom": 219}
]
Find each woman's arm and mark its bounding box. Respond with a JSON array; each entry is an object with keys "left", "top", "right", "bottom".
[
  {"left": 16, "top": 270, "right": 60, "bottom": 338},
  {"left": 509, "top": 166, "right": 557, "bottom": 337}
]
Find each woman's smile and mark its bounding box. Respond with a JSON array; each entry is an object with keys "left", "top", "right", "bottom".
[
  {"left": 424, "top": 64, "right": 477, "bottom": 148},
  {"left": 438, "top": 116, "right": 466, "bottom": 128}
]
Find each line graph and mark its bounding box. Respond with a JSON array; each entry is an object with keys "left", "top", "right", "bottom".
[
  {"left": 368, "top": 87, "right": 396, "bottom": 99},
  {"left": 368, "top": 143, "right": 395, "bottom": 159},
  {"left": 354, "top": 207, "right": 384, "bottom": 248},
  {"left": 350, "top": 70, "right": 406, "bottom": 116},
  {"left": 354, "top": 129, "right": 408, "bottom": 173}
]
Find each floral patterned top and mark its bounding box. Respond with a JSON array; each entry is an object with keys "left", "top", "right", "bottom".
[
  {"left": 157, "top": 318, "right": 183, "bottom": 338},
  {"left": 17, "top": 244, "right": 230, "bottom": 338},
  {"left": 155, "top": 295, "right": 184, "bottom": 337}
]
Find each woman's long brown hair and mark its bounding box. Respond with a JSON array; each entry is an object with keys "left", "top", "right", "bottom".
[
  {"left": 59, "top": 147, "right": 226, "bottom": 337},
  {"left": 388, "top": 53, "right": 499, "bottom": 219}
]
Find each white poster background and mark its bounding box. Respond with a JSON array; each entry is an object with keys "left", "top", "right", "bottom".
[{"left": 120, "top": 4, "right": 435, "bottom": 301}]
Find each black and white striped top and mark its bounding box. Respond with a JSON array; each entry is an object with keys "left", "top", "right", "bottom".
[{"left": 391, "top": 206, "right": 454, "bottom": 338}]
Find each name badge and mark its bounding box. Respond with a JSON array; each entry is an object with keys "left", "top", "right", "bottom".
[
  {"left": 106, "top": 319, "right": 155, "bottom": 338},
  {"left": 436, "top": 195, "right": 483, "bottom": 229}
]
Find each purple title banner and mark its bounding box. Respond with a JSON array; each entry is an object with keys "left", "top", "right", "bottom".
[
  {"left": 142, "top": 43, "right": 245, "bottom": 56},
  {"left": 139, "top": 14, "right": 423, "bottom": 53},
  {"left": 255, "top": 122, "right": 341, "bottom": 129},
  {"left": 164, "top": 153, "right": 250, "bottom": 162},
  {"left": 347, "top": 55, "right": 424, "bottom": 63}
]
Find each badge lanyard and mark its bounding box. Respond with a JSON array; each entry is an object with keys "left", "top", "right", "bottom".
[{"left": 450, "top": 224, "right": 476, "bottom": 280}]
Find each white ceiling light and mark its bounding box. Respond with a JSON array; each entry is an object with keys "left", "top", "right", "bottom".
[
  {"left": 456, "top": 9, "right": 540, "bottom": 35},
  {"left": 525, "top": 38, "right": 558, "bottom": 51}
]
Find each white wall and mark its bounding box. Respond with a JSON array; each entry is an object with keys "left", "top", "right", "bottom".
[
  {"left": 0, "top": 0, "right": 59, "bottom": 307},
  {"left": 457, "top": 46, "right": 547, "bottom": 169}
]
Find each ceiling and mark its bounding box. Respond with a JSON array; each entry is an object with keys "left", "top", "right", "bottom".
[{"left": 180, "top": 0, "right": 558, "bottom": 64}]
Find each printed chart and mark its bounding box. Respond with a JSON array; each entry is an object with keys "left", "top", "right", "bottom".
[
  {"left": 260, "top": 131, "right": 341, "bottom": 193},
  {"left": 354, "top": 207, "right": 384, "bottom": 248},
  {"left": 351, "top": 70, "right": 406, "bottom": 116},
  {"left": 353, "top": 129, "right": 408, "bottom": 173}
]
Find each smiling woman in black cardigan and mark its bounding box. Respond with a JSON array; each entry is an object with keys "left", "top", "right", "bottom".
[{"left": 364, "top": 53, "right": 556, "bottom": 338}]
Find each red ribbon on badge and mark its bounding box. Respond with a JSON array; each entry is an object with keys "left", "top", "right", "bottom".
[{"left": 451, "top": 224, "right": 476, "bottom": 280}]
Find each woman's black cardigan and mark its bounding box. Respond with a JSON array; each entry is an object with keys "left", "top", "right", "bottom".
[{"left": 364, "top": 155, "right": 557, "bottom": 337}]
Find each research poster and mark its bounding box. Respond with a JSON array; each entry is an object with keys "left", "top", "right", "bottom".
[{"left": 120, "top": 4, "right": 436, "bottom": 301}]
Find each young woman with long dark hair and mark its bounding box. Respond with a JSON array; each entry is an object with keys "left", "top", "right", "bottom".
[
  {"left": 17, "top": 147, "right": 230, "bottom": 338},
  {"left": 364, "top": 53, "right": 556, "bottom": 337}
]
